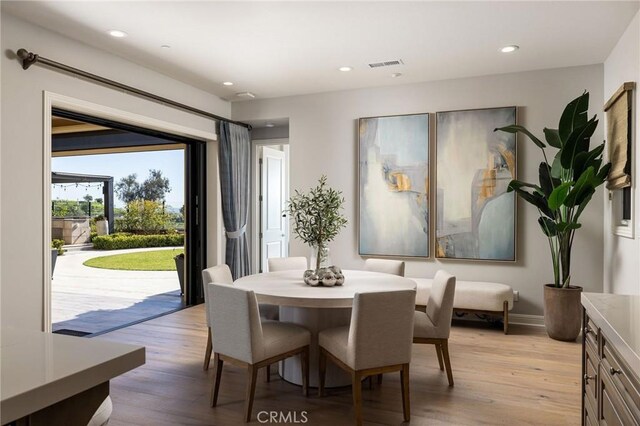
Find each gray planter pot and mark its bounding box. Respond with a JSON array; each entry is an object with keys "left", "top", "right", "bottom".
[
  {"left": 174, "top": 253, "right": 185, "bottom": 296},
  {"left": 543, "top": 284, "right": 583, "bottom": 341},
  {"left": 51, "top": 248, "right": 58, "bottom": 277}
]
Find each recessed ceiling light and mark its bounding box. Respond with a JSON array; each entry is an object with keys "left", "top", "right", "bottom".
[
  {"left": 500, "top": 45, "right": 519, "bottom": 53},
  {"left": 338, "top": 66, "right": 353, "bottom": 72},
  {"left": 391, "top": 73, "right": 402, "bottom": 78},
  {"left": 108, "top": 30, "right": 128, "bottom": 38},
  {"left": 161, "top": 45, "right": 171, "bottom": 49},
  {"left": 265, "top": 123, "right": 275, "bottom": 128},
  {"left": 223, "top": 81, "right": 234, "bottom": 86}
]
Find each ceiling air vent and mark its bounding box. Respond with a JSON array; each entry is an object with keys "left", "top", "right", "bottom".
[
  {"left": 236, "top": 92, "right": 256, "bottom": 99},
  {"left": 368, "top": 59, "right": 404, "bottom": 68}
]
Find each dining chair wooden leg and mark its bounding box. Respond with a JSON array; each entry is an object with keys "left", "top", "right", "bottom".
[
  {"left": 435, "top": 342, "right": 444, "bottom": 371},
  {"left": 244, "top": 365, "right": 258, "bottom": 422},
  {"left": 441, "top": 340, "right": 454, "bottom": 387},
  {"left": 352, "top": 371, "right": 363, "bottom": 426},
  {"left": 203, "top": 327, "right": 213, "bottom": 371},
  {"left": 266, "top": 364, "right": 271, "bottom": 383},
  {"left": 318, "top": 349, "right": 327, "bottom": 397},
  {"left": 400, "top": 364, "right": 410, "bottom": 422},
  {"left": 210, "top": 353, "right": 223, "bottom": 407},
  {"left": 301, "top": 347, "right": 309, "bottom": 396}
]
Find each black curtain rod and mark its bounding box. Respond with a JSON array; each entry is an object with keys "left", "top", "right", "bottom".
[{"left": 16, "top": 48, "right": 251, "bottom": 130}]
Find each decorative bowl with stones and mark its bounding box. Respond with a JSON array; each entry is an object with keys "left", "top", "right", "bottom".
[{"left": 303, "top": 266, "right": 344, "bottom": 287}]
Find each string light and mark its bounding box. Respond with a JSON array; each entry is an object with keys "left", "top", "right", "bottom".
[{"left": 52, "top": 183, "right": 104, "bottom": 190}]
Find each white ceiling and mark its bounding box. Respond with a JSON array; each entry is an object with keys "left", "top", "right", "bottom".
[{"left": 3, "top": 1, "right": 639, "bottom": 101}]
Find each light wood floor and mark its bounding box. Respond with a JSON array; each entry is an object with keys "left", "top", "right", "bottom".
[{"left": 102, "top": 305, "right": 581, "bottom": 425}]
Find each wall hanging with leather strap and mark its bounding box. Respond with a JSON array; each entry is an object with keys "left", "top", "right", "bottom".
[{"left": 604, "top": 81, "right": 635, "bottom": 190}]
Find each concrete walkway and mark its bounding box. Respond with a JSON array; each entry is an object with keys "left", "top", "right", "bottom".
[{"left": 52, "top": 246, "right": 184, "bottom": 334}]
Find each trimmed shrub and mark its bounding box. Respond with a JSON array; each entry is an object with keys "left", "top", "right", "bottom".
[{"left": 92, "top": 232, "right": 184, "bottom": 250}]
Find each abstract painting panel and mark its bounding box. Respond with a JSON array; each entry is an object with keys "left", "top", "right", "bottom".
[
  {"left": 436, "top": 107, "right": 516, "bottom": 261},
  {"left": 359, "top": 113, "right": 429, "bottom": 257}
]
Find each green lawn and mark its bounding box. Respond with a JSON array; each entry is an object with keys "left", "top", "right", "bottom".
[{"left": 83, "top": 249, "right": 184, "bottom": 271}]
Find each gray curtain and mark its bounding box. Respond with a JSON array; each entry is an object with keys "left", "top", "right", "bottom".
[{"left": 219, "top": 121, "right": 251, "bottom": 280}]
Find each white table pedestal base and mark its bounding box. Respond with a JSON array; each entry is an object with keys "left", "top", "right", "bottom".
[{"left": 278, "top": 306, "right": 351, "bottom": 388}]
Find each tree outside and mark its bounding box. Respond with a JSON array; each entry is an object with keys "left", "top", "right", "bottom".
[
  {"left": 116, "top": 199, "right": 173, "bottom": 234},
  {"left": 115, "top": 169, "right": 171, "bottom": 204},
  {"left": 141, "top": 169, "right": 171, "bottom": 202},
  {"left": 115, "top": 174, "right": 142, "bottom": 204}
]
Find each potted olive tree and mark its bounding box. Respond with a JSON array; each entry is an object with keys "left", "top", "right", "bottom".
[
  {"left": 287, "top": 175, "right": 348, "bottom": 271},
  {"left": 495, "top": 92, "right": 610, "bottom": 341}
]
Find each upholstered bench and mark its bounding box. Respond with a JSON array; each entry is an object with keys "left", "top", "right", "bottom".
[{"left": 411, "top": 278, "right": 514, "bottom": 334}]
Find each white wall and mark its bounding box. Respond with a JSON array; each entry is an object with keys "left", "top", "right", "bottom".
[
  {"left": 233, "top": 64, "right": 606, "bottom": 316},
  {"left": 0, "top": 13, "right": 231, "bottom": 330},
  {"left": 603, "top": 11, "right": 640, "bottom": 296}
]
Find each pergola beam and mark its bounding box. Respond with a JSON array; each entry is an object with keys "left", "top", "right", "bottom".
[{"left": 52, "top": 172, "right": 115, "bottom": 234}]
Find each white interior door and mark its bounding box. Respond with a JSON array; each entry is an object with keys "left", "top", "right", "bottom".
[{"left": 261, "top": 146, "right": 288, "bottom": 272}]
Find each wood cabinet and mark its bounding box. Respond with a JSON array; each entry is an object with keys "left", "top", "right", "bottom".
[{"left": 582, "top": 308, "right": 640, "bottom": 426}]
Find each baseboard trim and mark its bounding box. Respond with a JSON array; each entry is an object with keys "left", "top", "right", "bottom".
[{"left": 510, "top": 313, "right": 545, "bottom": 327}]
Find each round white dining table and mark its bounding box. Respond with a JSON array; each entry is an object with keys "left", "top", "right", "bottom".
[{"left": 234, "top": 269, "right": 416, "bottom": 388}]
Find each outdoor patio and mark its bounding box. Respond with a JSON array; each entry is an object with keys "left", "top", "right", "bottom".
[{"left": 52, "top": 246, "right": 184, "bottom": 334}]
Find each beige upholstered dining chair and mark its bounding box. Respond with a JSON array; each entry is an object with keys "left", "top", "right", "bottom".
[
  {"left": 268, "top": 256, "right": 308, "bottom": 272},
  {"left": 202, "top": 264, "right": 280, "bottom": 371},
  {"left": 201, "top": 264, "right": 233, "bottom": 371},
  {"left": 207, "top": 283, "right": 311, "bottom": 423},
  {"left": 362, "top": 258, "right": 407, "bottom": 387},
  {"left": 364, "top": 258, "right": 405, "bottom": 276},
  {"left": 413, "top": 270, "right": 456, "bottom": 386},
  {"left": 318, "top": 290, "right": 416, "bottom": 425}
]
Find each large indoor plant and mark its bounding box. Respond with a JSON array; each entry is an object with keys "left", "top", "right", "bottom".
[
  {"left": 287, "top": 175, "right": 348, "bottom": 271},
  {"left": 495, "top": 91, "right": 610, "bottom": 341}
]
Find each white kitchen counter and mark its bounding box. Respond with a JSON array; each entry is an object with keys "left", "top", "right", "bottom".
[
  {"left": 581, "top": 292, "right": 640, "bottom": 375},
  {"left": 1, "top": 328, "right": 145, "bottom": 424}
]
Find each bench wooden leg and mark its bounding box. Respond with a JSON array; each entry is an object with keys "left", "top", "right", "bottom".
[{"left": 503, "top": 301, "right": 509, "bottom": 335}]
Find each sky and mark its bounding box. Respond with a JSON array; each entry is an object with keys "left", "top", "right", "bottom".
[{"left": 52, "top": 149, "right": 185, "bottom": 209}]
